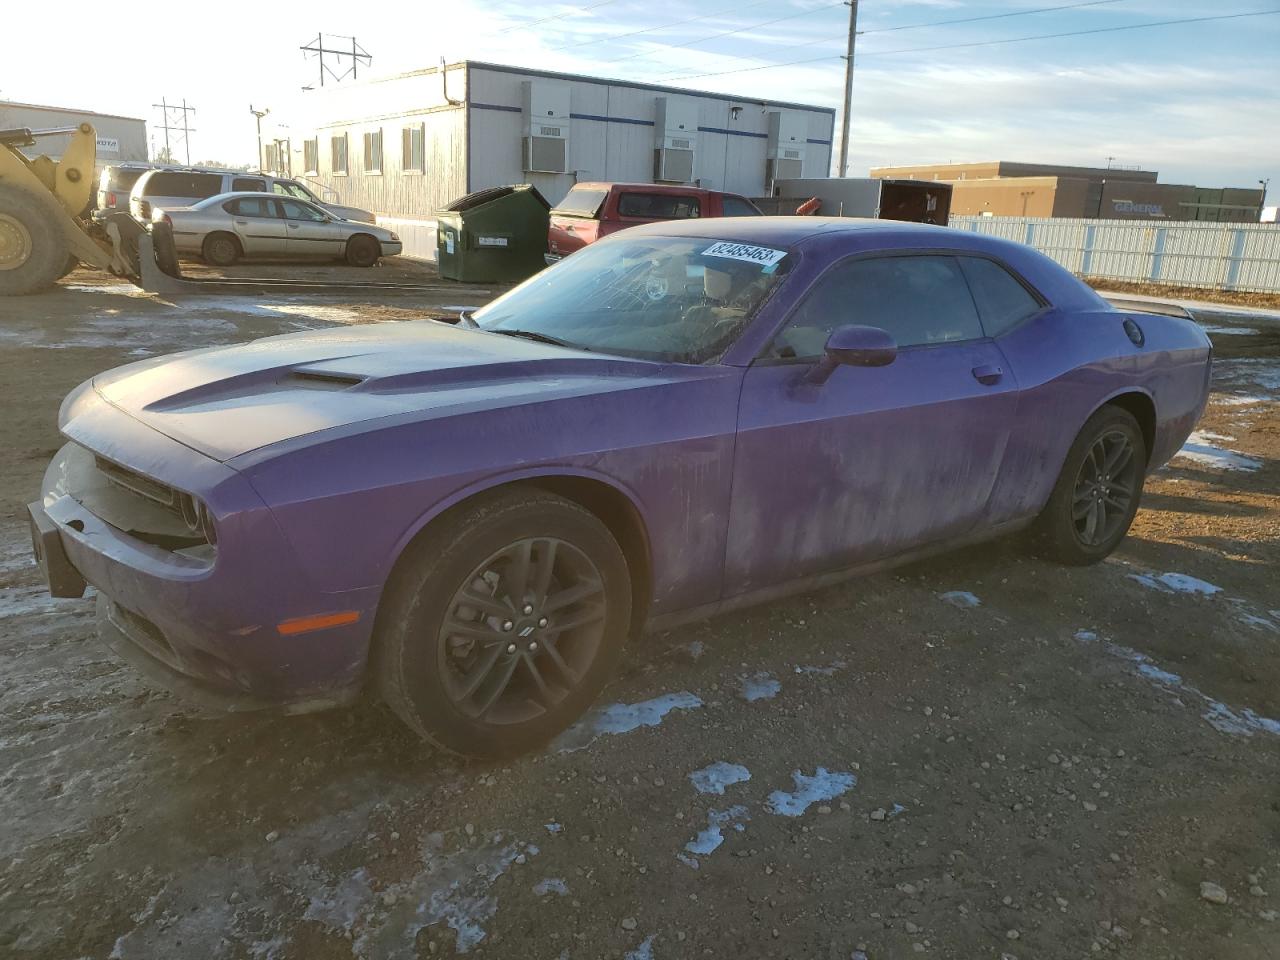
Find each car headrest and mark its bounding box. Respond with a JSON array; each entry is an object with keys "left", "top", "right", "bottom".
[{"left": 704, "top": 266, "right": 734, "bottom": 301}]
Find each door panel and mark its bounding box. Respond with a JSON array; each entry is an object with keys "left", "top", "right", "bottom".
[
  {"left": 226, "top": 197, "right": 286, "bottom": 255},
  {"left": 725, "top": 343, "right": 1017, "bottom": 594},
  {"left": 278, "top": 198, "right": 344, "bottom": 257}
]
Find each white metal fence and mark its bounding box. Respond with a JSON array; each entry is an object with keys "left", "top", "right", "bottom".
[{"left": 950, "top": 216, "right": 1280, "bottom": 294}]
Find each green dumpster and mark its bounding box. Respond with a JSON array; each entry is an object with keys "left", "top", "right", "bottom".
[{"left": 436, "top": 184, "right": 550, "bottom": 283}]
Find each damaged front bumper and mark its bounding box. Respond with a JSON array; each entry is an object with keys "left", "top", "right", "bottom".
[{"left": 33, "top": 427, "right": 377, "bottom": 713}]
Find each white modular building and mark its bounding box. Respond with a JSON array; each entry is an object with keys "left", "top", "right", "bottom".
[
  {"left": 0, "top": 100, "right": 148, "bottom": 168},
  {"left": 264, "top": 61, "right": 835, "bottom": 255}
]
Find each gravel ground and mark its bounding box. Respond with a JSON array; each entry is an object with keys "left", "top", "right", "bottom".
[{"left": 1, "top": 270, "right": 1277, "bottom": 960}]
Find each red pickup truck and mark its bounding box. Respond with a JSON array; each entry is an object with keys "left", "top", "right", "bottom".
[{"left": 546, "top": 182, "right": 762, "bottom": 264}]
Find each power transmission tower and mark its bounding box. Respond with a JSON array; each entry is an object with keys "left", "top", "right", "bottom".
[
  {"left": 299, "top": 34, "right": 372, "bottom": 89},
  {"left": 153, "top": 97, "right": 196, "bottom": 164},
  {"left": 837, "top": 1, "right": 860, "bottom": 178}
]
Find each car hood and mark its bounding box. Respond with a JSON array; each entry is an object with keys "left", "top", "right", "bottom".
[
  {"left": 325, "top": 203, "right": 377, "bottom": 224},
  {"left": 91, "top": 320, "right": 680, "bottom": 462}
]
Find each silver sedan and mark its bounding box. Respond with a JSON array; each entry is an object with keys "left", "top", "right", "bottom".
[{"left": 153, "top": 192, "right": 402, "bottom": 267}]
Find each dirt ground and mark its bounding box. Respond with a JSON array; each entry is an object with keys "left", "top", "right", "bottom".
[{"left": 1, "top": 264, "right": 1277, "bottom": 960}]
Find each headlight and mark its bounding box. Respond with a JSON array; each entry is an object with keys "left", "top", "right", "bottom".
[
  {"left": 177, "top": 492, "right": 218, "bottom": 544},
  {"left": 389, "top": 232, "right": 400, "bottom": 241}
]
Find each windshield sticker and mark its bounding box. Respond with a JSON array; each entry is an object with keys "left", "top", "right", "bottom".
[{"left": 701, "top": 241, "right": 787, "bottom": 267}]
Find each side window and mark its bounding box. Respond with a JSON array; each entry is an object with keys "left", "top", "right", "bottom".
[
  {"left": 771, "top": 255, "right": 984, "bottom": 359},
  {"left": 617, "top": 193, "right": 701, "bottom": 219},
  {"left": 224, "top": 197, "right": 275, "bottom": 218},
  {"left": 232, "top": 178, "right": 266, "bottom": 192},
  {"left": 331, "top": 134, "right": 348, "bottom": 175},
  {"left": 958, "top": 256, "right": 1044, "bottom": 337},
  {"left": 279, "top": 199, "right": 327, "bottom": 222},
  {"left": 722, "top": 196, "right": 761, "bottom": 217}
]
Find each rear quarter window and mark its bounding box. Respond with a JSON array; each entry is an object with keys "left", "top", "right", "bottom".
[
  {"left": 958, "top": 256, "right": 1045, "bottom": 337},
  {"left": 142, "top": 172, "right": 225, "bottom": 198}
]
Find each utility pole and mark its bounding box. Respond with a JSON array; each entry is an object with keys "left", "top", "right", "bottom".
[
  {"left": 837, "top": 1, "right": 860, "bottom": 178},
  {"left": 153, "top": 98, "right": 196, "bottom": 164},
  {"left": 299, "top": 34, "right": 371, "bottom": 89},
  {"left": 250, "top": 105, "right": 270, "bottom": 171}
]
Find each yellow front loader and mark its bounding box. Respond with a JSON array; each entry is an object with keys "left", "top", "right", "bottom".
[{"left": 0, "top": 122, "right": 141, "bottom": 296}]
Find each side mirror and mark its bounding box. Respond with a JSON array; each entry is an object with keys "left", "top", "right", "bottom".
[{"left": 806, "top": 324, "right": 897, "bottom": 385}]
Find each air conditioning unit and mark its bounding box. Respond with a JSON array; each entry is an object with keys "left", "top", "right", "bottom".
[
  {"left": 766, "top": 111, "right": 807, "bottom": 186},
  {"left": 654, "top": 96, "right": 697, "bottom": 183},
  {"left": 522, "top": 80, "right": 570, "bottom": 174}
]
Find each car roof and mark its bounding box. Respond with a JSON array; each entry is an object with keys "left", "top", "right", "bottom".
[
  {"left": 570, "top": 181, "right": 733, "bottom": 196},
  {"left": 621, "top": 215, "right": 954, "bottom": 247}
]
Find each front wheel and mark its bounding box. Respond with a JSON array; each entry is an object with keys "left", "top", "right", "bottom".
[
  {"left": 0, "top": 184, "right": 69, "bottom": 295},
  {"left": 1031, "top": 405, "right": 1147, "bottom": 565},
  {"left": 345, "top": 234, "right": 380, "bottom": 267},
  {"left": 374, "top": 489, "right": 632, "bottom": 757}
]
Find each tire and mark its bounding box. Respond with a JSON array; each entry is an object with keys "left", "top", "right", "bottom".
[
  {"left": 202, "top": 232, "right": 239, "bottom": 267},
  {"left": 151, "top": 221, "right": 181, "bottom": 277},
  {"left": 374, "top": 488, "right": 632, "bottom": 758},
  {"left": 0, "top": 183, "right": 70, "bottom": 296},
  {"left": 59, "top": 255, "right": 79, "bottom": 279},
  {"left": 345, "top": 234, "right": 380, "bottom": 268},
  {"left": 1031, "top": 405, "right": 1147, "bottom": 565}
]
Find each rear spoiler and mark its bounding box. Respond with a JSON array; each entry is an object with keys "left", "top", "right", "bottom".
[{"left": 1100, "top": 294, "right": 1194, "bottom": 321}]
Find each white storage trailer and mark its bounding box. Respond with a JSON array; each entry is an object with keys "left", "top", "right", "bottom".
[{"left": 265, "top": 61, "right": 836, "bottom": 257}]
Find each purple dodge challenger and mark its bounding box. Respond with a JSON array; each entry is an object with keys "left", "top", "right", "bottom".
[{"left": 30, "top": 218, "right": 1211, "bottom": 756}]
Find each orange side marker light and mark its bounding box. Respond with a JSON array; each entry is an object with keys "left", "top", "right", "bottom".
[{"left": 276, "top": 610, "right": 361, "bottom": 636}]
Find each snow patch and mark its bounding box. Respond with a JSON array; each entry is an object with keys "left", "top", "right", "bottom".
[
  {"left": 1076, "top": 632, "right": 1280, "bottom": 740},
  {"left": 1128, "top": 571, "right": 1222, "bottom": 595},
  {"left": 739, "top": 672, "right": 781, "bottom": 702},
  {"left": 939, "top": 590, "right": 981, "bottom": 608},
  {"left": 766, "top": 768, "right": 857, "bottom": 817},
  {"left": 533, "top": 877, "right": 568, "bottom": 897},
  {"left": 1174, "top": 432, "right": 1262, "bottom": 472},
  {"left": 555, "top": 692, "right": 703, "bottom": 752},
  {"left": 543, "top": 822, "right": 562, "bottom": 834},
  {"left": 625, "top": 935, "right": 657, "bottom": 960},
  {"left": 689, "top": 762, "right": 751, "bottom": 795},
  {"left": 1213, "top": 394, "right": 1269, "bottom": 407},
  {"left": 683, "top": 805, "right": 750, "bottom": 859},
  {"left": 351, "top": 833, "right": 538, "bottom": 957}
]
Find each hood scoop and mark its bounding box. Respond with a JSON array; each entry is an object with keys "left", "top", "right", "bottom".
[{"left": 283, "top": 370, "right": 365, "bottom": 390}]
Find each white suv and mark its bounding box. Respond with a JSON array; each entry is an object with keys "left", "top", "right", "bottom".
[{"left": 129, "top": 169, "right": 374, "bottom": 224}]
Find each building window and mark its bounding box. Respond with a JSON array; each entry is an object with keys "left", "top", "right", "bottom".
[
  {"left": 402, "top": 123, "right": 425, "bottom": 174},
  {"left": 331, "top": 134, "right": 348, "bottom": 175},
  {"left": 304, "top": 138, "right": 319, "bottom": 175},
  {"left": 363, "top": 129, "right": 383, "bottom": 174}
]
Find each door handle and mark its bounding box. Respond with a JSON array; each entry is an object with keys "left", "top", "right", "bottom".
[
  {"left": 972, "top": 364, "right": 1003, "bottom": 385},
  {"left": 288, "top": 223, "right": 300, "bottom": 229},
  {"left": 234, "top": 219, "right": 248, "bottom": 225}
]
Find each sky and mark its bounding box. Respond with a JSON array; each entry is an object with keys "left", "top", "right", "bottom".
[{"left": 4, "top": 0, "right": 1277, "bottom": 198}]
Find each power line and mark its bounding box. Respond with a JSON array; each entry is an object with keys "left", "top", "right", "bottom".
[
  {"left": 496, "top": 0, "right": 627, "bottom": 34},
  {"left": 655, "top": 8, "right": 1280, "bottom": 83},
  {"left": 607, "top": 1, "right": 846, "bottom": 67},
  {"left": 651, "top": 0, "right": 1136, "bottom": 72},
  {"left": 859, "top": 0, "right": 1132, "bottom": 35},
  {"left": 549, "top": 0, "right": 777, "bottom": 52}
]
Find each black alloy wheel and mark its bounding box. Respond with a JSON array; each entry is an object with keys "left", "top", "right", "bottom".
[
  {"left": 1070, "top": 429, "right": 1140, "bottom": 547},
  {"left": 437, "top": 536, "right": 607, "bottom": 724}
]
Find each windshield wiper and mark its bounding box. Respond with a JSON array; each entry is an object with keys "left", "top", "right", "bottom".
[{"left": 487, "top": 329, "right": 584, "bottom": 351}]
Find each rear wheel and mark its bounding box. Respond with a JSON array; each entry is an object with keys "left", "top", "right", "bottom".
[
  {"left": 202, "top": 232, "right": 239, "bottom": 267},
  {"left": 345, "top": 234, "right": 380, "bottom": 267},
  {"left": 375, "top": 489, "right": 631, "bottom": 757},
  {"left": 0, "top": 184, "right": 69, "bottom": 296},
  {"left": 1031, "top": 405, "right": 1147, "bottom": 565}
]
